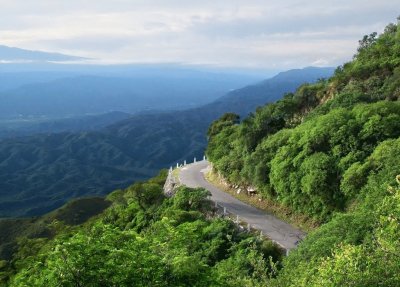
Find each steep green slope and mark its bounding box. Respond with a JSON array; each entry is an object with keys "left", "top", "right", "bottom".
[
  {"left": 272, "top": 175, "right": 400, "bottom": 286},
  {"left": 0, "top": 67, "right": 332, "bottom": 217},
  {"left": 207, "top": 21, "right": 400, "bottom": 221},
  {"left": 207, "top": 19, "right": 400, "bottom": 286}
]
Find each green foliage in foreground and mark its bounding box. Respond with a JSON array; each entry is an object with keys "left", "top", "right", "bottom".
[
  {"left": 272, "top": 176, "right": 400, "bottom": 286},
  {"left": 1, "top": 172, "right": 282, "bottom": 286},
  {"left": 3, "top": 174, "right": 399, "bottom": 286}
]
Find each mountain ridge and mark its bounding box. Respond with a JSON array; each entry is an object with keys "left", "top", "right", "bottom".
[
  {"left": 0, "top": 72, "right": 261, "bottom": 119},
  {"left": 0, "top": 45, "right": 87, "bottom": 62}
]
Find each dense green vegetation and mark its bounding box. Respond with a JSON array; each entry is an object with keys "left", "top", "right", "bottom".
[
  {"left": 0, "top": 67, "right": 331, "bottom": 217},
  {"left": 1, "top": 171, "right": 282, "bottom": 286},
  {"left": 207, "top": 19, "right": 400, "bottom": 285},
  {"left": 207, "top": 20, "right": 400, "bottom": 221},
  {"left": 272, "top": 175, "right": 400, "bottom": 286}
]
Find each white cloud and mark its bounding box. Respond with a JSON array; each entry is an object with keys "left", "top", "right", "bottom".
[{"left": 0, "top": 0, "right": 398, "bottom": 69}]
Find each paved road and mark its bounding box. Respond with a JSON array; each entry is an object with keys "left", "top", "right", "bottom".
[{"left": 179, "top": 160, "right": 306, "bottom": 251}]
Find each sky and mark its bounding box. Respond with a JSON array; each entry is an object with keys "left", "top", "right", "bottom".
[{"left": 0, "top": 0, "right": 398, "bottom": 70}]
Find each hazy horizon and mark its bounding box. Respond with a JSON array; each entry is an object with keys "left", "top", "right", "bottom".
[{"left": 0, "top": 1, "right": 398, "bottom": 70}]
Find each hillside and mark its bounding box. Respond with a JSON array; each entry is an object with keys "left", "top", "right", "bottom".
[
  {"left": 0, "top": 67, "right": 332, "bottom": 217},
  {"left": 206, "top": 20, "right": 400, "bottom": 285}
]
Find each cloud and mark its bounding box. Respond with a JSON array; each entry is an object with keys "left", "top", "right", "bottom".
[{"left": 0, "top": 0, "right": 398, "bottom": 69}]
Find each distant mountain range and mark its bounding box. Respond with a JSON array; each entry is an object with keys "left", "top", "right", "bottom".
[
  {"left": 0, "top": 45, "right": 87, "bottom": 62},
  {"left": 0, "top": 74, "right": 259, "bottom": 118},
  {"left": 0, "top": 65, "right": 262, "bottom": 119},
  {"left": 0, "top": 67, "right": 334, "bottom": 217},
  {"left": 203, "top": 67, "right": 334, "bottom": 117}
]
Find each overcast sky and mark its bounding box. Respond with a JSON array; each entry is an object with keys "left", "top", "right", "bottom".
[{"left": 0, "top": 0, "right": 398, "bottom": 70}]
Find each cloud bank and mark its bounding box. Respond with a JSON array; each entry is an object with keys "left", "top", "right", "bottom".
[{"left": 0, "top": 0, "right": 398, "bottom": 69}]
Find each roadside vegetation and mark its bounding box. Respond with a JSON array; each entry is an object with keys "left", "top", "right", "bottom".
[{"left": 206, "top": 18, "right": 400, "bottom": 286}]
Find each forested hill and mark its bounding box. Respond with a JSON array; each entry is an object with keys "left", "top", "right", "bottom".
[
  {"left": 0, "top": 67, "right": 332, "bottom": 218},
  {"left": 207, "top": 20, "right": 400, "bottom": 285}
]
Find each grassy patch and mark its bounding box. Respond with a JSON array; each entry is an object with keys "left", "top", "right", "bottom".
[{"left": 172, "top": 167, "right": 181, "bottom": 182}]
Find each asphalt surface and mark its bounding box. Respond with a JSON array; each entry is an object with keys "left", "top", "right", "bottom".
[{"left": 179, "top": 160, "right": 306, "bottom": 251}]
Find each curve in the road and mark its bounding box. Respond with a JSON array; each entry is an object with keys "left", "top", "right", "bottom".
[{"left": 179, "top": 160, "right": 306, "bottom": 251}]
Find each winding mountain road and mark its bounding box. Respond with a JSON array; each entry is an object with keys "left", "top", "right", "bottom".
[{"left": 179, "top": 160, "right": 306, "bottom": 251}]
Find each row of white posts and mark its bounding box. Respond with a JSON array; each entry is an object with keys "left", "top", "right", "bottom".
[
  {"left": 172, "top": 155, "right": 207, "bottom": 170},
  {"left": 214, "top": 200, "right": 289, "bottom": 255},
  {"left": 214, "top": 200, "right": 263, "bottom": 236}
]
